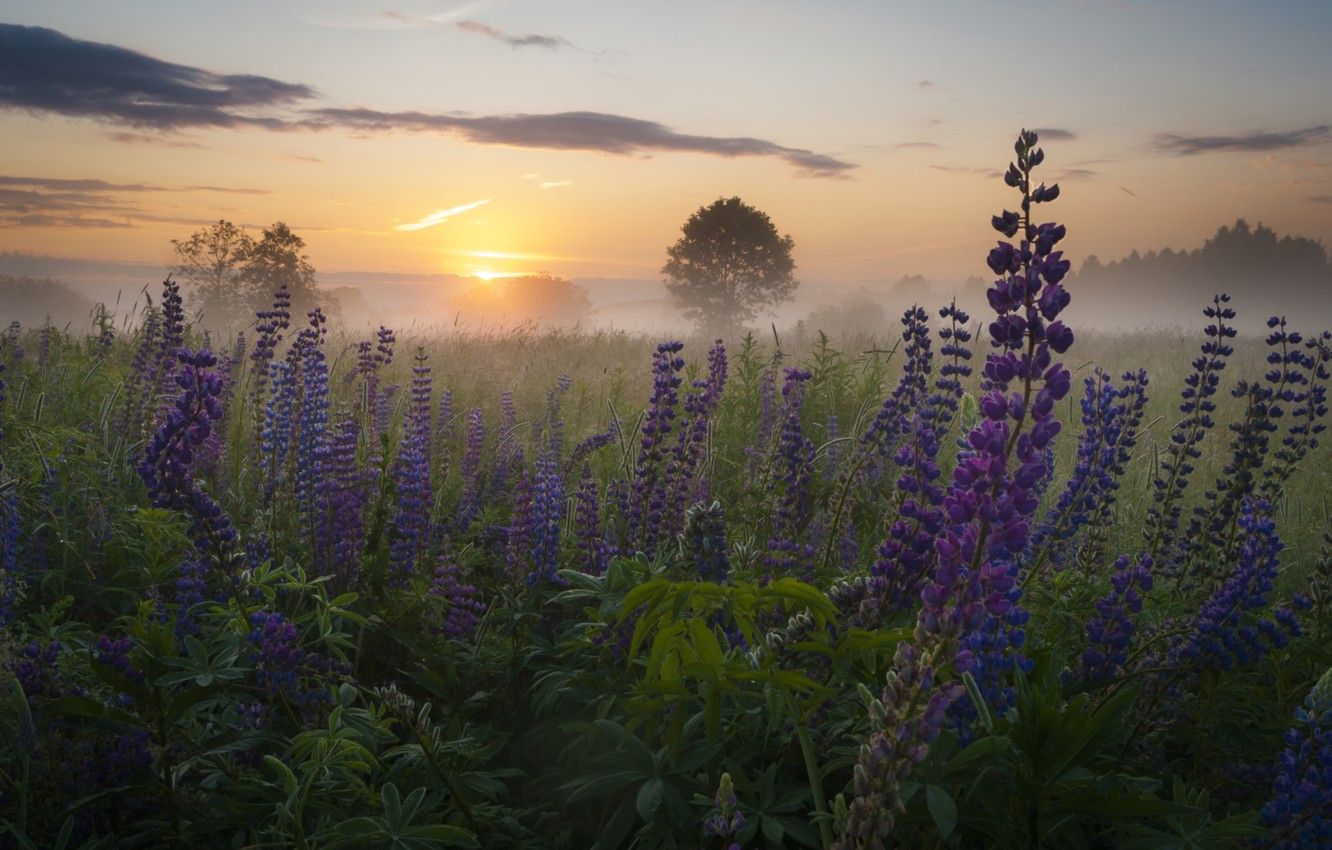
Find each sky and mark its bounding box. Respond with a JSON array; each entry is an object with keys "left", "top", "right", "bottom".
[{"left": 1, "top": 0, "right": 1330, "bottom": 286}]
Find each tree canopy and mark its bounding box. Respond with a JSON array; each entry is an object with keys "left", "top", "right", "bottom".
[
  {"left": 171, "top": 220, "right": 326, "bottom": 330},
  {"left": 662, "top": 197, "right": 797, "bottom": 333}
]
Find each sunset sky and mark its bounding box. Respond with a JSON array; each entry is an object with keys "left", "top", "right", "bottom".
[{"left": 2, "top": 0, "right": 1331, "bottom": 285}]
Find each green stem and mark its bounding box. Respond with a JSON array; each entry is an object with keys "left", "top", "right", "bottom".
[{"left": 785, "top": 690, "right": 833, "bottom": 848}]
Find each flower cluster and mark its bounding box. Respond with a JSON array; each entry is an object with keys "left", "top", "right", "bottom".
[
  {"left": 703, "top": 772, "right": 745, "bottom": 849},
  {"left": 431, "top": 556, "right": 484, "bottom": 639},
  {"left": 682, "top": 500, "right": 731, "bottom": 583},
  {"left": 95, "top": 634, "right": 145, "bottom": 684},
  {"left": 1080, "top": 553, "right": 1153, "bottom": 683},
  {"left": 630, "top": 341, "right": 685, "bottom": 554},
  {"left": 1261, "top": 667, "right": 1332, "bottom": 849}
]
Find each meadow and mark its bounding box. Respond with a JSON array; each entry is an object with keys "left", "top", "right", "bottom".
[{"left": 1, "top": 132, "right": 1331, "bottom": 850}]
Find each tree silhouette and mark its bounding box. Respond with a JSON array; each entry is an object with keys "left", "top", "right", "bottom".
[
  {"left": 662, "top": 197, "right": 797, "bottom": 332},
  {"left": 171, "top": 219, "right": 254, "bottom": 328},
  {"left": 239, "top": 222, "right": 326, "bottom": 320}
]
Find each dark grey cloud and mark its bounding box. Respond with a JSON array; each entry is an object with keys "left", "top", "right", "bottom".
[
  {"left": 1153, "top": 125, "right": 1331, "bottom": 155},
  {"left": 0, "top": 23, "right": 314, "bottom": 129},
  {"left": 307, "top": 109, "right": 856, "bottom": 177},
  {"left": 0, "top": 24, "right": 852, "bottom": 177},
  {"left": 456, "top": 20, "right": 568, "bottom": 49},
  {"left": 1033, "top": 127, "right": 1076, "bottom": 141}
]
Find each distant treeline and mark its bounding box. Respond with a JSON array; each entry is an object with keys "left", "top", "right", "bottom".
[
  {"left": 1071, "top": 219, "right": 1332, "bottom": 328},
  {"left": 0, "top": 275, "right": 96, "bottom": 329}
]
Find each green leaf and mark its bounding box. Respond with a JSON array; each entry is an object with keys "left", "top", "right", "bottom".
[
  {"left": 925, "top": 785, "right": 957, "bottom": 839},
  {"left": 636, "top": 777, "right": 664, "bottom": 821}
]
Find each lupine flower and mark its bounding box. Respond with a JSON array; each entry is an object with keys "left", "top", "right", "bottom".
[
  {"left": 1262, "top": 330, "right": 1331, "bottom": 499},
  {"left": 1030, "top": 368, "right": 1148, "bottom": 570},
  {"left": 1261, "top": 667, "right": 1332, "bottom": 849},
  {"left": 681, "top": 500, "right": 730, "bottom": 583},
  {"left": 315, "top": 417, "right": 367, "bottom": 586},
  {"left": 861, "top": 307, "right": 934, "bottom": 465},
  {"left": 124, "top": 306, "right": 161, "bottom": 438},
  {"left": 247, "top": 610, "right": 306, "bottom": 697},
  {"left": 528, "top": 450, "right": 565, "bottom": 585},
  {"left": 388, "top": 412, "right": 433, "bottom": 584},
  {"left": 249, "top": 287, "right": 291, "bottom": 443},
  {"left": 630, "top": 341, "right": 686, "bottom": 555},
  {"left": 766, "top": 368, "right": 816, "bottom": 577},
  {"left": 260, "top": 359, "right": 296, "bottom": 495},
  {"left": 1080, "top": 553, "right": 1153, "bottom": 683},
  {"left": 174, "top": 558, "right": 209, "bottom": 636},
  {"left": 492, "top": 390, "right": 520, "bottom": 494},
  {"left": 14, "top": 640, "right": 63, "bottom": 700},
  {"left": 567, "top": 421, "right": 619, "bottom": 472},
  {"left": 295, "top": 322, "right": 332, "bottom": 517},
  {"left": 156, "top": 278, "right": 185, "bottom": 393},
  {"left": 95, "top": 635, "right": 145, "bottom": 684},
  {"left": 744, "top": 361, "right": 781, "bottom": 479},
  {"left": 664, "top": 339, "right": 728, "bottom": 537},
  {"left": 574, "top": 466, "right": 611, "bottom": 575},
  {"left": 1145, "top": 294, "right": 1236, "bottom": 561},
  {"left": 138, "top": 348, "right": 236, "bottom": 564},
  {"left": 1166, "top": 499, "right": 1301, "bottom": 674},
  {"left": 504, "top": 470, "right": 534, "bottom": 581},
  {"left": 840, "top": 129, "right": 1074, "bottom": 846},
  {"left": 431, "top": 556, "right": 484, "bottom": 639},
  {"left": 703, "top": 772, "right": 746, "bottom": 849},
  {"left": 458, "top": 407, "right": 485, "bottom": 527}
]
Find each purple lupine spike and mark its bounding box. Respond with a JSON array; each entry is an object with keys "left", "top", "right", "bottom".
[
  {"left": 458, "top": 407, "right": 485, "bottom": 528},
  {"left": 539, "top": 375, "right": 573, "bottom": 460},
  {"left": 94, "top": 635, "right": 145, "bottom": 684},
  {"left": 295, "top": 333, "right": 332, "bottom": 518},
  {"left": 744, "top": 358, "right": 781, "bottom": 478},
  {"left": 431, "top": 556, "right": 484, "bottom": 639},
  {"left": 630, "top": 341, "right": 686, "bottom": 555},
  {"left": 703, "top": 773, "right": 746, "bottom": 847},
  {"left": 861, "top": 307, "right": 935, "bottom": 465},
  {"left": 681, "top": 500, "right": 730, "bottom": 583},
  {"left": 173, "top": 558, "right": 209, "bottom": 636},
  {"left": 1175, "top": 316, "right": 1304, "bottom": 577},
  {"left": 574, "top": 466, "right": 611, "bottom": 575},
  {"left": 865, "top": 304, "right": 976, "bottom": 615},
  {"left": 504, "top": 470, "right": 534, "bottom": 581},
  {"left": 664, "top": 339, "right": 728, "bottom": 539},
  {"left": 137, "top": 348, "right": 236, "bottom": 566},
  {"left": 567, "top": 422, "right": 619, "bottom": 472},
  {"left": 387, "top": 355, "right": 433, "bottom": 585},
  {"left": 1145, "top": 294, "right": 1236, "bottom": 562},
  {"left": 1030, "top": 368, "right": 1149, "bottom": 571},
  {"left": 1260, "top": 668, "right": 1332, "bottom": 849},
  {"left": 123, "top": 306, "right": 161, "bottom": 438},
  {"left": 492, "top": 390, "right": 520, "bottom": 494},
  {"left": 1080, "top": 553, "right": 1153, "bottom": 683},
  {"left": 527, "top": 450, "right": 565, "bottom": 585},
  {"left": 1263, "top": 330, "right": 1331, "bottom": 499},
  {"left": 259, "top": 360, "right": 296, "bottom": 496},
  {"left": 1166, "top": 499, "right": 1300, "bottom": 674},
  {"left": 249, "top": 287, "right": 291, "bottom": 443},
  {"left": 765, "top": 368, "right": 816, "bottom": 578},
  {"left": 314, "top": 417, "right": 367, "bottom": 586},
  {"left": 14, "top": 640, "right": 63, "bottom": 700},
  {"left": 156, "top": 278, "right": 185, "bottom": 393},
  {"left": 840, "top": 129, "right": 1076, "bottom": 845}
]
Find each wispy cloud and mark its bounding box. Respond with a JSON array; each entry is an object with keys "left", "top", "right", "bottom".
[
  {"left": 393, "top": 199, "right": 492, "bottom": 232},
  {"left": 539, "top": 180, "right": 572, "bottom": 189},
  {"left": 895, "top": 141, "right": 942, "bottom": 150},
  {"left": 0, "top": 24, "right": 314, "bottom": 130},
  {"left": 930, "top": 164, "right": 1002, "bottom": 179},
  {"left": 916, "top": 79, "right": 935, "bottom": 89},
  {"left": 1152, "top": 125, "right": 1331, "bottom": 155},
  {"left": 311, "top": 109, "right": 855, "bottom": 177},
  {"left": 1309, "top": 195, "right": 1332, "bottom": 205},
  {"left": 107, "top": 131, "right": 206, "bottom": 148},
  {"left": 0, "top": 24, "right": 853, "bottom": 178},
  {"left": 0, "top": 173, "right": 269, "bottom": 229},
  {"left": 456, "top": 20, "right": 569, "bottom": 49},
  {"left": 1033, "top": 127, "right": 1077, "bottom": 141}
]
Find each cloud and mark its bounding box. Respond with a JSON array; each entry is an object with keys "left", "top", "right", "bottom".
[
  {"left": 1309, "top": 195, "right": 1332, "bottom": 204},
  {"left": 895, "top": 141, "right": 942, "bottom": 150},
  {"left": 456, "top": 20, "right": 569, "bottom": 49},
  {"left": 107, "top": 131, "right": 206, "bottom": 148},
  {"left": 1119, "top": 186, "right": 1138, "bottom": 198},
  {"left": 1152, "top": 125, "right": 1331, "bottom": 156},
  {"left": 916, "top": 79, "right": 935, "bottom": 89},
  {"left": 1052, "top": 168, "right": 1096, "bottom": 180},
  {"left": 0, "top": 23, "right": 315, "bottom": 130},
  {"left": 1, "top": 24, "right": 852, "bottom": 177},
  {"left": 1033, "top": 127, "right": 1077, "bottom": 141},
  {"left": 393, "top": 199, "right": 492, "bottom": 231},
  {"left": 0, "top": 173, "right": 269, "bottom": 230},
  {"left": 309, "top": 109, "right": 856, "bottom": 177},
  {"left": 930, "top": 164, "right": 1002, "bottom": 179},
  {"left": 539, "top": 180, "right": 573, "bottom": 189}
]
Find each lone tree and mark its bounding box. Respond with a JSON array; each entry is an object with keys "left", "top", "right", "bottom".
[
  {"left": 662, "top": 196, "right": 797, "bottom": 333},
  {"left": 240, "top": 221, "right": 322, "bottom": 318}
]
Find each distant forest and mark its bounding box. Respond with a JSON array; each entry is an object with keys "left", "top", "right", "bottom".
[{"left": 1070, "top": 219, "right": 1332, "bottom": 328}]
